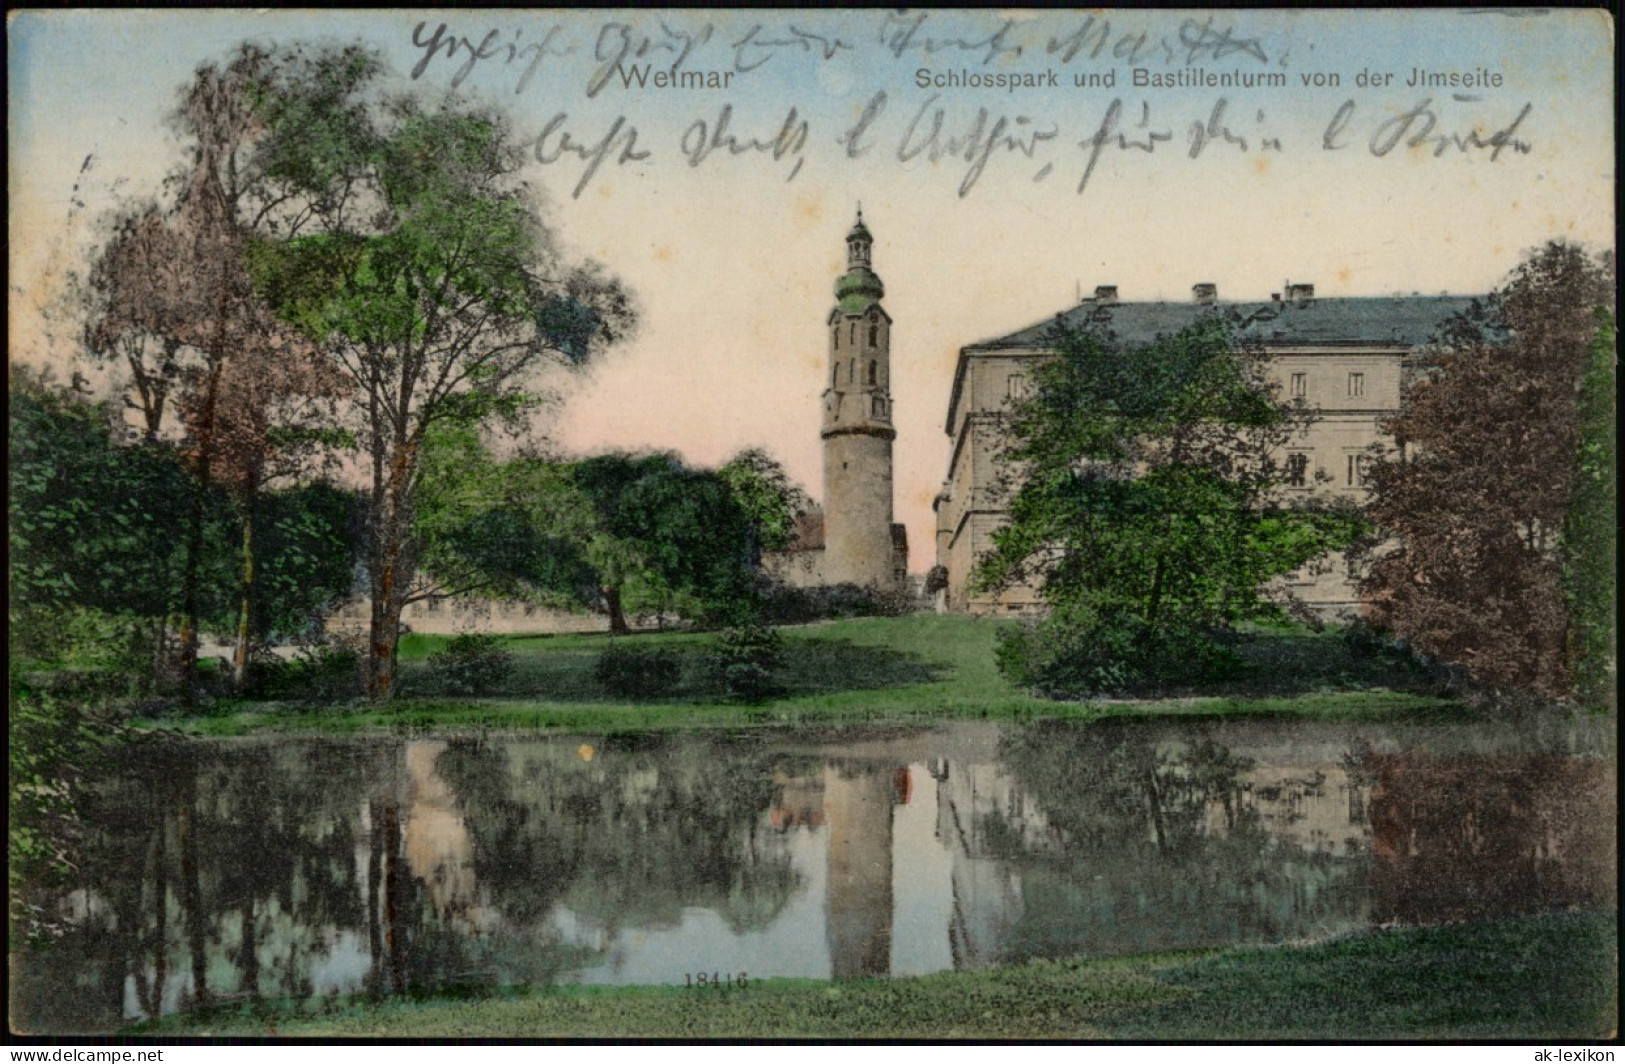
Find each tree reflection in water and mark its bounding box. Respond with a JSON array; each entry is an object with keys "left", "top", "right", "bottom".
[
  {"left": 12, "top": 736, "right": 804, "bottom": 1032},
  {"left": 1361, "top": 750, "right": 1616, "bottom": 925},
  {"left": 984, "top": 721, "right": 1369, "bottom": 962},
  {"left": 10, "top": 721, "right": 1615, "bottom": 1035}
]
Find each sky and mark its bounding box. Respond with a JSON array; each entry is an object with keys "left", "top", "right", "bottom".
[{"left": 9, "top": 9, "right": 1615, "bottom": 569}]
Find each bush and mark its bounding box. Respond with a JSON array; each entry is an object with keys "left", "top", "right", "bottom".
[
  {"left": 425, "top": 634, "right": 515, "bottom": 697},
  {"left": 758, "top": 580, "right": 912, "bottom": 624},
  {"left": 995, "top": 612, "right": 1243, "bottom": 698},
  {"left": 249, "top": 639, "right": 364, "bottom": 702},
  {"left": 592, "top": 642, "right": 684, "bottom": 701},
  {"left": 708, "top": 623, "right": 785, "bottom": 702}
]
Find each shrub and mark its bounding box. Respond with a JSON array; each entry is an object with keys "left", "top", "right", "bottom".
[
  {"left": 250, "top": 639, "right": 364, "bottom": 702},
  {"left": 425, "top": 634, "right": 515, "bottom": 697},
  {"left": 708, "top": 623, "right": 785, "bottom": 702},
  {"left": 995, "top": 612, "right": 1243, "bottom": 698},
  {"left": 592, "top": 642, "right": 683, "bottom": 701},
  {"left": 758, "top": 580, "right": 912, "bottom": 624}
]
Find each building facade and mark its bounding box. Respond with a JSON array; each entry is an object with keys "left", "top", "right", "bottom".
[
  {"left": 933, "top": 283, "right": 1480, "bottom": 615},
  {"left": 764, "top": 212, "right": 908, "bottom": 592}
]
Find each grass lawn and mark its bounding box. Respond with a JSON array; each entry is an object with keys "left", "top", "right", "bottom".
[
  {"left": 157, "top": 614, "right": 1464, "bottom": 736},
  {"left": 137, "top": 911, "right": 1617, "bottom": 1039}
]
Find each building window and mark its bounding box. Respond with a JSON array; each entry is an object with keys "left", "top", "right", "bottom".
[
  {"left": 850, "top": 323, "right": 856, "bottom": 345},
  {"left": 1348, "top": 372, "right": 1364, "bottom": 398},
  {"left": 872, "top": 396, "right": 885, "bottom": 417},
  {"left": 849, "top": 359, "right": 855, "bottom": 384},
  {"left": 1347, "top": 454, "right": 1368, "bottom": 487},
  {"left": 1290, "top": 372, "right": 1307, "bottom": 398},
  {"left": 1008, "top": 374, "right": 1033, "bottom": 401},
  {"left": 833, "top": 327, "right": 839, "bottom": 350},
  {"left": 867, "top": 360, "right": 877, "bottom": 385},
  {"left": 1286, "top": 452, "right": 1309, "bottom": 487},
  {"left": 869, "top": 323, "right": 879, "bottom": 347}
]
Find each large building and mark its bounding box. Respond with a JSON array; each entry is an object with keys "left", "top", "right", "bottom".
[
  {"left": 764, "top": 212, "right": 908, "bottom": 592},
  {"left": 933, "top": 283, "right": 1481, "bottom": 616}
]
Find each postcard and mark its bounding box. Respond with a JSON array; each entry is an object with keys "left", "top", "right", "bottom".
[{"left": 8, "top": 9, "right": 1616, "bottom": 1043}]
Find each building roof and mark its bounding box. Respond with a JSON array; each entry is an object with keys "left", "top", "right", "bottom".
[
  {"left": 947, "top": 292, "right": 1486, "bottom": 434},
  {"left": 977, "top": 294, "right": 1483, "bottom": 350}
]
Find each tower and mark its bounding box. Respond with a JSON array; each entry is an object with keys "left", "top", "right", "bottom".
[{"left": 821, "top": 210, "right": 898, "bottom": 589}]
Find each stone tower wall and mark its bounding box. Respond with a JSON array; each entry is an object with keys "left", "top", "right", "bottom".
[
  {"left": 822, "top": 429, "right": 896, "bottom": 587},
  {"left": 820, "top": 212, "right": 902, "bottom": 592}
]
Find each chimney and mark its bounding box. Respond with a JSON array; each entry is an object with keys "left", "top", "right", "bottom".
[
  {"left": 1094, "top": 284, "right": 1118, "bottom": 303},
  {"left": 1287, "top": 282, "right": 1315, "bottom": 304},
  {"left": 1192, "top": 282, "right": 1217, "bottom": 305}
]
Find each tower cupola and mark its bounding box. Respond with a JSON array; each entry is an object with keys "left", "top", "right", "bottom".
[{"left": 836, "top": 209, "right": 885, "bottom": 315}]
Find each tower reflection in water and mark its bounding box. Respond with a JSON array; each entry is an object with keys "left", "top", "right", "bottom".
[{"left": 771, "top": 761, "right": 911, "bottom": 979}]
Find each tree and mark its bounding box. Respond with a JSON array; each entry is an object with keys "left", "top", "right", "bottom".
[
  {"left": 81, "top": 52, "right": 326, "bottom": 692},
  {"left": 572, "top": 453, "right": 759, "bottom": 633},
  {"left": 1561, "top": 306, "right": 1616, "bottom": 710},
  {"left": 1362, "top": 242, "right": 1614, "bottom": 699},
  {"left": 188, "top": 331, "right": 349, "bottom": 690},
  {"left": 976, "top": 316, "right": 1363, "bottom": 695},
  {"left": 409, "top": 426, "right": 598, "bottom": 610},
  {"left": 237, "top": 45, "right": 637, "bottom": 700},
  {"left": 8, "top": 368, "right": 235, "bottom": 672}
]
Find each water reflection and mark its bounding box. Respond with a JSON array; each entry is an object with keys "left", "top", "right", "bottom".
[{"left": 10, "top": 719, "right": 1614, "bottom": 1033}]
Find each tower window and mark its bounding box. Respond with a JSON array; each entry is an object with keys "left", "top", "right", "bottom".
[
  {"left": 833, "top": 327, "right": 839, "bottom": 350},
  {"left": 849, "top": 359, "right": 855, "bottom": 384},
  {"left": 850, "top": 323, "right": 856, "bottom": 345},
  {"left": 872, "top": 396, "right": 885, "bottom": 417},
  {"left": 869, "top": 323, "right": 879, "bottom": 347},
  {"left": 867, "top": 360, "right": 877, "bottom": 385},
  {"left": 1348, "top": 372, "right": 1364, "bottom": 398}
]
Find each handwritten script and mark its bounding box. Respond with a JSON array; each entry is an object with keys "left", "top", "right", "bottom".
[{"left": 404, "top": 14, "right": 1536, "bottom": 199}]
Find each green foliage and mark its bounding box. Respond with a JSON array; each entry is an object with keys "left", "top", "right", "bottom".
[
  {"left": 413, "top": 427, "right": 599, "bottom": 607},
  {"left": 708, "top": 623, "right": 785, "bottom": 703},
  {"left": 995, "top": 610, "right": 1244, "bottom": 697},
  {"left": 591, "top": 642, "right": 684, "bottom": 701},
  {"left": 8, "top": 374, "right": 225, "bottom": 623},
  {"left": 227, "top": 42, "right": 639, "bottom": 700},
  {"left": 758, "top": 580, "right": 910, "bottom": 624},
  {"left": 977, "top": 317, "right": 1363, "bottom": 696},
  {"left": 9, "top": 605, "right": 156, "bottom": 677},
  {"left": 716, "top": 448, "right": 810, "bottom": 554},
  {"left": 425, "top": 633, "right": 516, "bottom": 696},
  {"left": 246, "top": 641, "right": 363, "bottom": 702},
  {"left": 1561, "top": 307, "right": 1617, "bottom": 710},
  {"left": 253, "top": 482, "right": 363, "bottom": 640},
  {"left": 573, "top": 453, "right": 760, "bottom": 625},
  {"left": 8, "top": 686, "right": 119, "bottom": 936}
]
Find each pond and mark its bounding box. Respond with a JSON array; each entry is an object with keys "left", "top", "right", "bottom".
[{"left": 10, "top": 716, "right": 1616, "bottom": 1033}]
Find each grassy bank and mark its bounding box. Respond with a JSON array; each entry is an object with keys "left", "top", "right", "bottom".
[
  {"left": 152, "top": 615, "right": 1463, "bottom": 736},
  {"left": 139, "top": 911, "right": 1617, "bottom": 1039},
  {"left": 157, "top": 615, "right": 1461, "bottom": 735}
]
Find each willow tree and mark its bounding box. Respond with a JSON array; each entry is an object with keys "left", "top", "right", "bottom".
[{"left": 241, "top": 45, "right": 636, "bottom": 700}]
